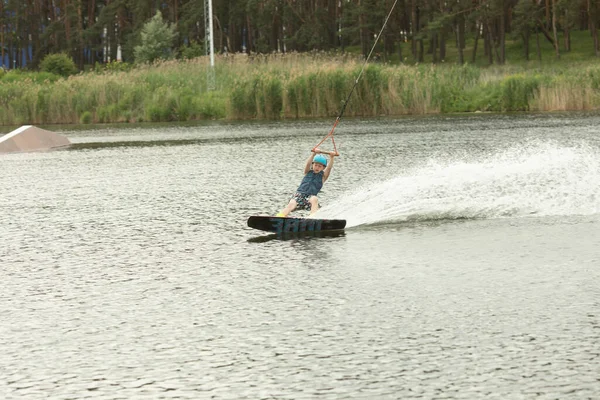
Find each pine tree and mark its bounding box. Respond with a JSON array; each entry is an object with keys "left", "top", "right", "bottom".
[{"left": 134, "top": 11, "right": 178, "bottom": 63}]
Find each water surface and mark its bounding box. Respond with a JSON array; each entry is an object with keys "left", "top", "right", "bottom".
[{"left": 1, "top": 113, "right": 599, "bottom": 399}]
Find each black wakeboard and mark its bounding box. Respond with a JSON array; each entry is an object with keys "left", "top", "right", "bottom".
[{"left": 247, "top": 216, "right": 346, "bottom": 234}]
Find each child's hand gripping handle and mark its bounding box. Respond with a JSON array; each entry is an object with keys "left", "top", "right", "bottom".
[{"left": 312, "top": 147, "right": 340, "bottom": 157}]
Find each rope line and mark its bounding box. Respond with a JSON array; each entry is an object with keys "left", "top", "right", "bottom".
[{"left": 312, "top": 0, "right": 400, "bottom": 155}]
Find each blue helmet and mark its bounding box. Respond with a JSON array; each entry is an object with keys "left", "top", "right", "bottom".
[{"left": 313, "top": 154, "right": 327, "bottom": 166}]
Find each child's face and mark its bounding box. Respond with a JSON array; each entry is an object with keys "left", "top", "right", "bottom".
[{"left": 312, "top": 162, "right": 325, "bottom": 172}]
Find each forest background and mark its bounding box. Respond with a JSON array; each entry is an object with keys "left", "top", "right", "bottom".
[{"left": 1, "top": 0, "right": 600, "bottom": 126}]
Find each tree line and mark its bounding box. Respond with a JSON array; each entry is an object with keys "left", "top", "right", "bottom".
[{"left": 1, "top": 0, "right": 600, "bottom": 70}]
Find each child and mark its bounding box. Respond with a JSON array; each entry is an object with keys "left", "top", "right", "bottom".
[{"left": 277, "top": 148, "right": 339, "bottom": 217}]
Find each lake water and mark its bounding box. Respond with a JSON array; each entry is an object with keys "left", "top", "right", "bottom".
[{"left": 1, "top": 113, "right": 599, "bottom": 399}]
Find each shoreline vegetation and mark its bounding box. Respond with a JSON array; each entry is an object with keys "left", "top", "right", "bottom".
[{"left": 1, "top": 51, "right": 600, "bottom": 127}]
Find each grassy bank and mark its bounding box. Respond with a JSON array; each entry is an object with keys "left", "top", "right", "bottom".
[{"left": 1, "top": 50, "right": 600, "bottom": 126}]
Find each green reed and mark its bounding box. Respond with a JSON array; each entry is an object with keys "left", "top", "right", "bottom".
[{"left": 0, "top": 54, "right": 599, "bottom": 126}]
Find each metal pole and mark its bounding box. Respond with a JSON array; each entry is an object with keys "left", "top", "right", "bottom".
[
  {"left": 205, "top": 0, "right": 216, "bottom": 90},
  {"left": 208, "top": 0, "right": 215, "bottom": 68}
]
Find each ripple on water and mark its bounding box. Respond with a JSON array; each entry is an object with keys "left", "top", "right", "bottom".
[{"left": 1, "top": 114, "right": 600, "bottom": 398}]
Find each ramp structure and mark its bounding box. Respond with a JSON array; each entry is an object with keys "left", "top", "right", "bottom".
[{"left": 0, "top": 125, "right": 71, "bottom": 154}]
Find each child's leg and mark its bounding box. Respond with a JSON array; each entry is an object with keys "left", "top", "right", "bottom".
[
  {"left": 308, "top": 196, "right": 319, "bottom": 215},
  {"left": 278, "top": 199, "right": 298, "bottom": 217}
]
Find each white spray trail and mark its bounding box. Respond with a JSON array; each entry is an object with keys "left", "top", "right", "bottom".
[{"left": 317, "top": 141, "right": 600, "bottom": 228}]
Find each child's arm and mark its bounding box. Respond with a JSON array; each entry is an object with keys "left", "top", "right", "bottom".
[
  {"left": 323, "top": 151, "right": 339, "bottom": 182},
  {"left": 304, "top": 151, "right": 317, "bottom": 174}
]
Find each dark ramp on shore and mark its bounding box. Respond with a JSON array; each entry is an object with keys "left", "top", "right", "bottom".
[{"left": 0, "top": 125, "right": 71, "bottom": 154}]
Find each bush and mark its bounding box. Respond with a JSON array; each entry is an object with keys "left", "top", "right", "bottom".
[
  {"left": 40, "top": 53, "right": 78, "bottom": 77},
  {"left": 196, "top": 93, "right": 226, "bottom": 119},
  {"left": 80, "top": 111, "right": 93, "bottom": 124},
  {"left": 104, "top": 60, "right": 133, "bottom": 73},
  {"left": 500, "top": 74, "right": 542, "bottom": 111},
  {"left": 178, "top": 41, "right": 205, "bottom": 60}
]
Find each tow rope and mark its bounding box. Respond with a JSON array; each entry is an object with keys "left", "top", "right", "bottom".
[{"left": 312, "top": 0, "right": 400, "bottom": 155}]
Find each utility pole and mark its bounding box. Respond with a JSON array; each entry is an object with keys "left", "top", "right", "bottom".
[{"left": 205, "top": 0, "right": 215, "bottom": 90}]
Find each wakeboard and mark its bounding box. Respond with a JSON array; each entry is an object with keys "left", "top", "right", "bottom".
[{"left": 247, "top": 215, "right": 346, "bottom": 234}]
